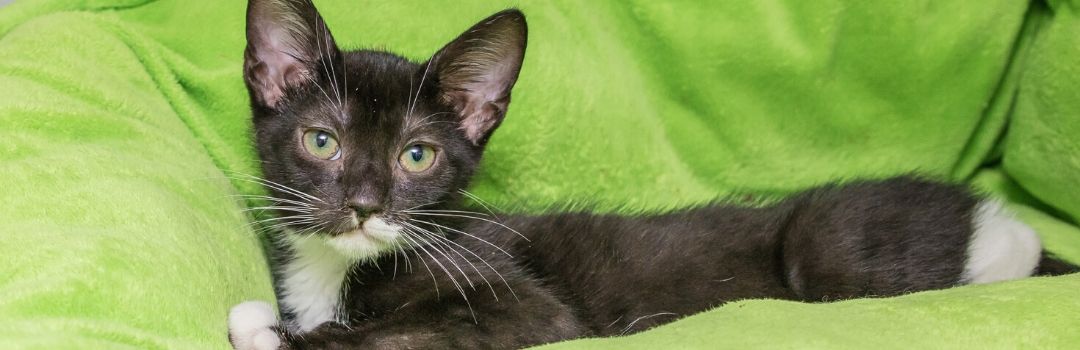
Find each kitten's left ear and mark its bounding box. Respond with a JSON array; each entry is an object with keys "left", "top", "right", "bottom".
[{"left": 430, "top": 10, "right": 527, "bottom": 145}]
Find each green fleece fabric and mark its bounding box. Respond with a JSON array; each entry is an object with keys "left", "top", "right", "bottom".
[{"left": 0, "top": 0, "right": 1078, "bottom": 349}]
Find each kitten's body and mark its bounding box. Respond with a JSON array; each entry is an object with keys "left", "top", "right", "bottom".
[
  {"left": 244, "top": 177, "right": 1058, "bottom": 349},
  {"left": 227, "top": 2, "right": 1076, "bottom": 349}
]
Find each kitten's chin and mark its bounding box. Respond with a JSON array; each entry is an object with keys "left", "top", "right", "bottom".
[{"left": 318, "top": 216, "right": 402, "bottom": 261}]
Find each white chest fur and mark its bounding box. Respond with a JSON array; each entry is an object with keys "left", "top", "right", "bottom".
[
  {"left": 277, "top": 217, "right": 403, "bottom": 333},
  {"left": 279, "top": 235, "right": 354, "bottom": 333}
]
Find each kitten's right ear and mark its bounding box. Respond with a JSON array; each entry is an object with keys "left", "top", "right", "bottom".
[
  {"left": 430, "top": 10, "right": 527, "bottom": 146},
  {"left": 244, "top": 0, "right": 339, "bottom": 109}
]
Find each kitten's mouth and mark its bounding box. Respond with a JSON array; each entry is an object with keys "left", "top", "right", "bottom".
[
  {"left": 322, "top": 216, "right": 403, "bottom": 259},
  {"left": 337, "top": 227, "right": 390, "bottom": 242}
]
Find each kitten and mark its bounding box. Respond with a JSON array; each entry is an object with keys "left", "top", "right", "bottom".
[{"left": 227, "top": 1, "right": 1077, "bottom": 349}]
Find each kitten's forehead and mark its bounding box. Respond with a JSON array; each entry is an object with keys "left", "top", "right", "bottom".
[
  {"left": 347, "top": 52, "right": 422, "bottom": 108},
  {"left": 339, "top": 51, "right": 436, "bottom": 132}
]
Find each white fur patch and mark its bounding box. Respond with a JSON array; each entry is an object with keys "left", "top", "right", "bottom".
[
  {"left": 228, "top": 301, "right": 281, "bottom": 350},
  {"left": 326, "top": 216, "right": 403, "bottom": 259},
  {"left": 962, "top": 200, "right": 1042, "bottom": 284},
  {"left": 280, "top": 234, "right": 352, "bottom": 333},
  {"left": 280, "top": 216, "right": 403, "bottom": 333}
]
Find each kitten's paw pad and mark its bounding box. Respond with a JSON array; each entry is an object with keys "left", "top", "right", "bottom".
[{"left": 229, "top": 301, "right": 283, "bottom": 350}]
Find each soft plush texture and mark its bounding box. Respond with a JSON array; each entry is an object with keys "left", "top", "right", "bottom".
[{"left": 0, "top": 0, "right": 1078, "bottom": 349}]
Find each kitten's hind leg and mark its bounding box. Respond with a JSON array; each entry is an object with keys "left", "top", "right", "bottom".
[
  {"left": 228, "top": 301, "right": 285, "bottom": 350},
  {"left": 961, "top": 200, "right": 1042, "bottom": 284}
]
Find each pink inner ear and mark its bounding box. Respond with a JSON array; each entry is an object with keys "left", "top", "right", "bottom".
[
  {"left": 447, "top": 90, "right": 506, "bottom": 143},
  {"left": 433, "top": 11, "right": 525, "bottom": 145},
  {"left": 249, "top": 62, "right": 284, "bottom": 106},
  {"left": 443, "top": 77, "right": 515, "bottom": 145},
  {"left": 247, "top": 22, "right": 313, "bottom": 108},
  {"left": 437, "top": 44, "right": 521, "bottom": 144}
]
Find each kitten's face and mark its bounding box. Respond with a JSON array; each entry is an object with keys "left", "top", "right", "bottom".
[{"left": 243, "top": 0, "right": 525, "bottom": 260}]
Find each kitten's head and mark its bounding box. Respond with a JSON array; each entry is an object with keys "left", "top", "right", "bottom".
[{"left": 243, "top": 0, "right": 526, "bottom": 260}]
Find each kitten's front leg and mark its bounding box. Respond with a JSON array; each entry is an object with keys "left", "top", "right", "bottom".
[
  {"left": 286, "top": 310, "right": 569, "bottom": 350},
  {"left": 228, "top": 301, "right": 286, "bottom": 350},
  {"left": 290, "top": 322, "right": 458, "bottom": 349},
  {"left": 282, "top": 286, "right": 585, "bottom": 349}
]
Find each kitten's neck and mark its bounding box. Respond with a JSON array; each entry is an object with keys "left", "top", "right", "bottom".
[
  {"left": 278, "top": 234, "right": 353, "bottom": 333},
  {"left": 274, "top": 206, "right": 513, "bottom": 334}
]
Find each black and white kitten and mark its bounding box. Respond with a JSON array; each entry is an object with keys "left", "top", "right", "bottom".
[{"left": 227, "top": 1, "right": 1077, "bottom": 349}]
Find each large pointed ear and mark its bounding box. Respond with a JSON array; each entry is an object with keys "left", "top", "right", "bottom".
[
  {"left": 431, "top": 10, "right": 527, "bottom": 145},
  {"left": 244, "top": 0, "right": 339, "bottom": 109}
]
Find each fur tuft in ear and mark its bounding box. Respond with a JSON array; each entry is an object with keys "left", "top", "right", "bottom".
[
  {"left": 244, "top": 0, "right": 339, "bottom": 109},
  {"left": 431, "top": 9, "right": 527, "bottom": 145}
]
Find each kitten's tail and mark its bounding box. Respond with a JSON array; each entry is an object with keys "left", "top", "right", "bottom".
[{"left": 1036, "top": 253, "right": 1080, "bottom": 276}]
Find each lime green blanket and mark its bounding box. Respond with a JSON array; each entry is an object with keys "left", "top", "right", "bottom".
[{"left": 2, "top": 0, "right": 1079, "bottom": 348}]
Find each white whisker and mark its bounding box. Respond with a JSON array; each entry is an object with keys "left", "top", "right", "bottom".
[
  {"left": 407, "top": 218, "right": 514, "bottom": 258},
  {"left": 458, "top": 189, "right": 502, "bottom": 219},
  {"left": 399, "top": 230, "right": 477, "bottom": 322},
  {"left": 234, "top": 195, "right": 315, "bottom": 208},
  {"left": 396, "top": 233, "right": 443, "bottom": 299},
  {"left": 402, "top": 223, "right": 495, "bottom": 297},
  {"left": 402, "top": 221, "right": 515, "bottom": 301},
  {"left": 620, "top": 312, "right": 678, "bottom": 335},
  {"left": 243, "top": 206, "right": 316, "bottom": 214},
  {"left": 305, "top": 74, "right": 339, "bottom": 111},
  {"left": 403, "top": 226, "right": 476, "bottom": 291},
  {"left": 314, "top": 15, "right": 343, "bottom": 111},
  {"left": 404, "top": 211, "right": 529, "bottom": 242},
  {"left": 248, "top": 214, "right": 316, "bottom": 226},
  {"left": 408, "top": 57, "right": 436, "bottom": 118},
  {"left": 224, "top": 172, "right": 325, "bottom": 204}
]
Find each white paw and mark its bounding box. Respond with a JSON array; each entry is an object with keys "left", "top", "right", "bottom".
[{"left": 228, "top": 301, "right": 283, "bottom": 350}]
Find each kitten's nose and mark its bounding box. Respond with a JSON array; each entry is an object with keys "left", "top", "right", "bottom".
[{"left": 348, "top": 197, "right": 383, "bottom": 219}]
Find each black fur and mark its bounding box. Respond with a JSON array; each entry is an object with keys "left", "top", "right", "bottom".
[{"left": 234, "top": 1, "right": 1078, "bottom": 349}]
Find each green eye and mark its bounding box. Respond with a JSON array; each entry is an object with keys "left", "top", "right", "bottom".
[
  {"left": 302, "top": 129, "right": 340, "bottom": 160},
  {"left": 399, "top": 144, "right": 436, "bottom": 172}
]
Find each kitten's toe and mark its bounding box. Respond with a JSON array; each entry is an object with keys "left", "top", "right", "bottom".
[{"left": 229, "top": 301, "right": 283, "bottom": 350}]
